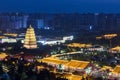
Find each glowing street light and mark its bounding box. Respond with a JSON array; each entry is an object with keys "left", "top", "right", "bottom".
[{"left": 96, "top": 36, "right": 102, "bottom": 40}]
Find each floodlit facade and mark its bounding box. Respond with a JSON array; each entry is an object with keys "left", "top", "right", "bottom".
[
  {"left": 37, "top": 36, "right": 74, "bottom": 45},
  {"left": 1, "top": 38, "right": 17, "bottom": 43},
  {"left": 24, "top": 25, "right": 37, "bottom": 49}
]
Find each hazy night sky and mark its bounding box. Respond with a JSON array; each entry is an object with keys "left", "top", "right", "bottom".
[{"left": 0, "top": 0, "right": 120, "bottom": 13}]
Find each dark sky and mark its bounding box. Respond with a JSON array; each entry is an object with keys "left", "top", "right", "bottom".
[{"left": 0, "top": 0, "right": 120, "bottom": 13}]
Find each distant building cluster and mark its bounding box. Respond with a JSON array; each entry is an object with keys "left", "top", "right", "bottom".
[
  {"left": 0, "top": 13, "right": 28, "bottom": 32},
  {"left": 0, "top": 13, "right": 49, "bottom": 33},
  {"left": 0, "top": 13, "right": 120, "bottom": 33}
]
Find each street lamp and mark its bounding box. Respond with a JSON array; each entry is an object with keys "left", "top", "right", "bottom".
[{"left": 96, "top": 36, "right": 102, "bottom": 40}]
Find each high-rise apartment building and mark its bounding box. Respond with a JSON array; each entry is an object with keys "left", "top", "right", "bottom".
[{"left": 0, "top": 13, "right": 29, "bottom": 32}]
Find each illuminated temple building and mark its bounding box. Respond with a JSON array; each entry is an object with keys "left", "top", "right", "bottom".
[{"left": 24, "top": 25, "right": 37, "bottom": 49}]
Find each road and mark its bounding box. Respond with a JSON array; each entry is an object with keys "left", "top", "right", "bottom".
[{"left": 51, "top": 51, "right": 83, "bottom": 57}]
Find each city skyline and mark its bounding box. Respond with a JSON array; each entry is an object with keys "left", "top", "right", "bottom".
[{"left": 0, "top": 0, "right": 120, "bottom": 13}]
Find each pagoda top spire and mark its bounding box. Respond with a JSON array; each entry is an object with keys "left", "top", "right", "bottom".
[{"left": 29, "top": 25, "right": 33, "bottom": 28}]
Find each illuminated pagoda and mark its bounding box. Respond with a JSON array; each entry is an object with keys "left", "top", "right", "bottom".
[{"left": 24, "top": 25, "right": 37, "bottom": 49}]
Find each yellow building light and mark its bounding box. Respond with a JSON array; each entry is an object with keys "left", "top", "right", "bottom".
[{"left": 24, "top": 25, "right": 37, "bottom": 49}]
